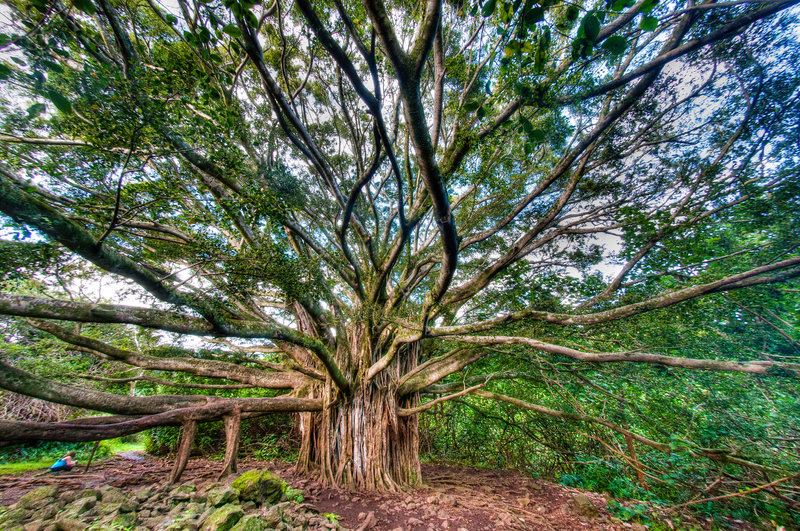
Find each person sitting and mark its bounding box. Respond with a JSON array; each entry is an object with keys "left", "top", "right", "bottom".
[{"left": 49, "top": 451, "right": 77, "bottom": 472}]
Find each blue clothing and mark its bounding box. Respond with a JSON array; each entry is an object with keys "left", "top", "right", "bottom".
[{"left": 50, "top": 458, "right": 70, "bottom": 471}]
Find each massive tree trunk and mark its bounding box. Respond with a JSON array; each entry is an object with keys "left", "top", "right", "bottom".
[{"left": 296, "top": 331, "right": 421, "bottom": 490}]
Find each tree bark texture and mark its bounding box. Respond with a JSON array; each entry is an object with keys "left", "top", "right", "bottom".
[
  {"left": 169, "top": 420, "right": 197, "bottom": 483},
  {"left": 218, "top": 406, "right": 242, "bottom": 479},
  {"left": 297, "top": 336, "right": 422, "bottom": 490}
]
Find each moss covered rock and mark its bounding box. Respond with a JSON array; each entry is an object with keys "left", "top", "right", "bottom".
[
  {"left": 18, "top": 486, "right": 59, "bottom": 509},
  {"left": 200, "top": 503, "right": 244, "bottom": 531},
  {"left": 229, "top": 514, "right": 270, "bottom": 531},
  {"left": 78, "top": 489, "right": 100, "bottom": 501},
  {"left": 206, "top": 485, "right": 239, "bottom": 507},
  {"left": 111, "top": 511, "right": 138, "bottom": 528},
  {"left": 231, "top": 470, "right": 284, "bottom": 505}
]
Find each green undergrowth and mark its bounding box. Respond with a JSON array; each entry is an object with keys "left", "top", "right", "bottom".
[
  {"left": 0, "top": 437, "right": 145, "bottom": 475},
  {"left": 0, "top": 459, "right": 54, "bottom": 475}
]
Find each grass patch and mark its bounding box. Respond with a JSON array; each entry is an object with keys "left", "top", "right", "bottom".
[
  {"left": 0, "top": 459, "right": 53, "bottom": 475},
  {"left": 102, "top": 440, "right": 145, "bottom": 454},
  {"left": 0, "top": 438, "right": 146, "bottom": 476}
]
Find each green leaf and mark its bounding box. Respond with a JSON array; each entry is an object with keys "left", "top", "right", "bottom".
[
  {"left": 524, "top": 6, "right": 544, "bottom": 26},
  {"left": 611, "top": 0, "right": 634, "bottom": 10},
  {"left": 640, "top": 15, "right": 658, "bottom": 31},
  {"left": 222, "top": 24, "right": 242, "bottom": 38},
  {"left": 72, "top": 0, "right": 96, "bottom": 15},
  {"left": 504, "top": 40, "right": 521, "bottom": 57},
  {"left": 602, "top": 35, "right": 627, "bottom": 55},
  {"left": 27, "top": 103, "right": 46, "bottom": 118},
  {"left": 41, "top": 59, "right": 64, "bottom": 74},
  {"left": 565, "top": 5, "right": 579, "bottom": 22},
  {"left": 244, "top": 9, "right": 258, "bottom": 29},
  {"left": 0, "top": 64, "right": 13, "bottom": 80},
  {"left": 165, "top": 14, "right": 178, "bottom": 25},
  {"left": 582, "top": 14, "right": 600, "bottom": 42},
  {"left": 527, "top": 128, "right": 545, "bottom": 142},
  {"left": 463, "top": 101, "right": 481, "bottom": 112},
  {"left": 482, "top": 0, "right": 497, "bottom": 17},
  {"left": 46, "top": 90, "right": 72, "bottom": 114},
  {"left": 640, "top": 0, "right": 659, "bottom": 13}
]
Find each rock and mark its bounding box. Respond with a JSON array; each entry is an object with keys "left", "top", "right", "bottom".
[
  {"left": 166, "top": 522, "right": 199, "bottom": 531},
  {"left": 168, "top": 502, "right": 187, "bottom": 517},
  {"left": 564, "top": 493, "right": 599, "bottom": 518},
  {"left": 54, "top": 519, "right": 83, "bottom": 531},
  {"left": 230, "top": 514, "right": 270, "bottom": 531},
  {"left": 24, "top": 520, "right": 47, "bottom": 531},
  {"left": 134, "top": 486, "right": 153, "bottom": 502},
  {"left": 231, "top": 469, "right": 285, "bottom": 505},
  {"left": 140, "top": 517, "right": 164, "bottom": 529},
  {"left": 196, "top": 506, "right": 215, "bottom": 527},
  {"left": 261, "top": 505, "right": 285, "bottom": 527},
  {"left": 30, "top": 505, "right": 57, "bottom": 521},
  {"left": 241, "top": 501, "right": 256, "bottom": 511},
  {"left": 18, "top": 486, "right": 59, "bottom": 510},
  {"left": 174, "top": 484, "right": 196, "bottom": 495},
  {"left": 97, "top": 502, "right": 122, "bottom": 515},
  {"left": 120, "top": 499, "right": 139, "bottom": 513},
  {"left": 101, "top": 488, "right": 127, "bottom": 505},
  {"left": 66, "top": 496, "right": 95, "bottom": 515},
  {"left": 111, "top": 511, "right": 138, "bottom": 528},
  {"left": 631, "top": 524, "right": 648, "bottom": 531},
  {"left": 207, "top": 485, "right": 239, "bottom": 507},
  {"left": 170, "top": 485, "right": 195, "bottom": 503},
  {"left": 200, "top": 504, "right": 244, "bottom": 531},
  {"left": 407, "top": 517, "right": 424, "bottom": 526},
  {"left": 78, "top": 489, "right": 101, "bottom": 501},
  {"left": 184, "top": 502, "right": 204, "bottom": 515},
  {"left": 57, "top": 491, "right": 77, "bottom": 505}
]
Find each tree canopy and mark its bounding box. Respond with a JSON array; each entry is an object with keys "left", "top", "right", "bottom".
[{"left": 0, "top": 0, "right": 798, "bottom": 499}]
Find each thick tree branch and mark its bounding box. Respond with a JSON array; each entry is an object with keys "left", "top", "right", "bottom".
[
  {"left": 0, "top": 397, "right": 323, "bottom": 444},
  {"left": 437, "top": 335, "right": 800, "bottom": 377},
  {"left": 0, "top": 293, "right": 349, "bottom": 393},
  {"left": 431, "top": 256, "right": 800, "bottom": 333},
  {"left": 29, "top": 319, "right": 307, "bottom": 389}
]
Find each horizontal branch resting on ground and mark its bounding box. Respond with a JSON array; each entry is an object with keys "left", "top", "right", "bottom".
[
  {"left": 0, "top": 397, "right": 323, "bottom": 444},
  {"left": 0, "top": 359, "right": 320, "bottom": 420}
]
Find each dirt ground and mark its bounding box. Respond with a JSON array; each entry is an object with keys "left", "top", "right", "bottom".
[{"left": 0, "top": 452, "right": 705, "bottom": 530}]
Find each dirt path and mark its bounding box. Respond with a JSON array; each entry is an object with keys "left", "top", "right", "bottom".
[{"left": 0, "top": 453, "right": 693, "bottom": 530}]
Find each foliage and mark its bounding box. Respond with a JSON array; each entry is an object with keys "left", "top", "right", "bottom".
[
  {"left": 144, "top": 414, "right": 296, "bottom": 460},
  {"left": 0, "top": 440, "right": 111, "bottom": 465},
  {"left": 283, "top": 485, "right": 304, "bottom": 503},
  {"left": 0, "top": 0, "right": 798, "bottom": 514}
]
